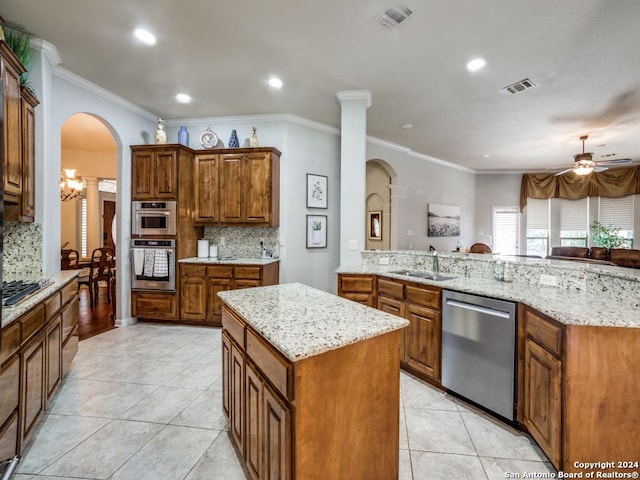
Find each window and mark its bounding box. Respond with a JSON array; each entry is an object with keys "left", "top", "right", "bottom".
[
  {"left": 560, "top": 198, "right": 588, "bottom": 247},
  {"left": 526, "top": 199, "right": 549, "bottom": 257},
  {"left": 493, "top": 206, "right": 519, "bottom": 255},
  {"left": 599, "top": 196, "right": 634, "bottom": 248}
]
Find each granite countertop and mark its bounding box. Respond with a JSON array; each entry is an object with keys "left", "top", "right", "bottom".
[
  {"left": 218, "top": 283, "right": 409, "bottom": 362},
  {"left": 337, "top": 264, "right": 640, "bottom": 329},
  {"left": 2, "top": 271, "right": 80, "bottom": 328},
  {"left": 179, "top": 257, "right": 280, "bottom": 265}
]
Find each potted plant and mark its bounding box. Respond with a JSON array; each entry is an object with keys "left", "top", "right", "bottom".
[
  {"left": 590, "top": 220, "right": 624, "bottom": 249},
  {"left": 311, "top": 220, "right": 322, "bottom": 245},
  {"left": 4, "top": 24, "right": 36, "bottom": 87}
]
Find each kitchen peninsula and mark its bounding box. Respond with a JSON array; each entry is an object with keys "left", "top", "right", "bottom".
[
  {"left": 218, "top": 283, "right": 408, "bottom": 479},
  {"left": 338, "top": 250, "right": 640, "bottom": 474}
]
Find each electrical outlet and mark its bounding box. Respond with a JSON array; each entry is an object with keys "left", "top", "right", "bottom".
[
  {"left": 279, "top": 238, "right": 285, "bottom": 247},
  {"left": 407, "top": 230, "right": 414, "bottom": 236},
  {"left": 220, "top": 236, "right": 226, "bottom": 247},
  {"left": 379, "top": 257, "right": 390, "bottom": 265},
  {"left": 348, "top": 239, "right": 358, "bottom": 250},
  {"left": 540, "top": 274, "right": 557, "bottom": 287}
]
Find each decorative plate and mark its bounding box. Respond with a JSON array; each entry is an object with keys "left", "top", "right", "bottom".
[{"left": 200, "top": 128, "right": 219, "bottom": 149}]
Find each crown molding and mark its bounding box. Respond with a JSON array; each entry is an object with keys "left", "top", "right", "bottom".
[
  {"left": 336, "top": 90, "right": 372, "bottom": 109},
  {"left": 52, "top": 67, "right": 157, "bottom": 121},
  {"left": 32, "top": 38, "right": 62, "bottom": 66}
]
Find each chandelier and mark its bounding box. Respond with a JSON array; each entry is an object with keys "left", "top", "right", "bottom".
[{"left": 60, "top": 169, "right": 84, "bottom": 201}]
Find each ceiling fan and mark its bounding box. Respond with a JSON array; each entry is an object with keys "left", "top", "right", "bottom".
[{"left": 554, "top": 135, "right": 632, "bottom": 176}]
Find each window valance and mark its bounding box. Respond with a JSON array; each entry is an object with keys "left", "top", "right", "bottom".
[{"left": 520, "top": 165, "right": 640, "bottom": 212}]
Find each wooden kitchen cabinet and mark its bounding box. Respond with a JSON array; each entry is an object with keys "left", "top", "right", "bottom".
[
  {"left": 180, "top": 265, "right": 208, "bottom": 321},
  {"left": 132, "top": 291, "right": 179, "bottom": 321},
  {"left": 195, "top": 147, "right": 280, "bottom": 226},
  {"left": 0, "top": 355, "right": 20, "bottom": 460},
  {"left": 20, "top": 331, "right": 46, "bottom": 446},
  {"left": 338, "top": 274, "right": 376, "bottom": 307},
  {"left": 14, "top": 86, "right": 38, "bottom": 222},
  {"left": 45, "top": 315, "right": 62, "bottom": 405},
  {"left": 131, "top": 145, "right": 188, "bottom": 200}
]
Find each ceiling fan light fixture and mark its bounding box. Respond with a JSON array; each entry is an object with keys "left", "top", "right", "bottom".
[{"left": 573, "top": 165, "right": 593, "bottom": 176}]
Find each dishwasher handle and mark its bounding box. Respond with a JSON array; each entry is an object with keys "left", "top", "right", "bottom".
[{"left": 444, "top": 298, "right": 511, "bottom": 319}]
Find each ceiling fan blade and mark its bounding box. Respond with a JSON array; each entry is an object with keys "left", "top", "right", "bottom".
[
  {"left": 554, "top": 168, "right": 573, "bottom": 176},
  {"left": 597, "top": 158, "right": 632, "bottom": 165},
  {"left": 594, "top": 166, "right": 608, "bottom": 172}
]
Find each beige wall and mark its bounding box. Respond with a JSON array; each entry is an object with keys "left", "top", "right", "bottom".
[{"left": 366, "top": 161, "right": 391, "bottom": 250}]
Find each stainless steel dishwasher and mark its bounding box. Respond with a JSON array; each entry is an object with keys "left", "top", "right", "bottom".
[{"left": 441, "top": 290, "right": 517, "bottom": 421}]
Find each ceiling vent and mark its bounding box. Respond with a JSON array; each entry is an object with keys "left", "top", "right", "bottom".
[
  {"left": 375, "top": 4, "right": 414, "bottom": 28},
  {"left": 502, "top": 78, "right": 537, "bottom": 95}
]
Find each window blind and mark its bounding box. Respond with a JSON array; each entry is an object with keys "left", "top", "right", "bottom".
[
  {"left": 599, "top": 196, "right": 634, "bottom": 231},
  {"left": 526, "top": 199, "right": 549, "bottom": 230},
  {"left": 560, "top": 198, "right": 588, "bottom": 231},
  {"left": 493, "top": 207, "right": 519, "bottom": 255}
]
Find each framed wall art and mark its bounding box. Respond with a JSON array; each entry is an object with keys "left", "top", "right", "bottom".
[
  {"left": 307, "top": 174, "right": 328, "bottom": 209},
  {"left": 306, "top": 215, "right": 327, "bottom": 248},
  {"left": 368, "top": 211, "right": 382, "bottom": 240},
  {"left": 427, "top": 203, "right": 460, "bottom": 237}
]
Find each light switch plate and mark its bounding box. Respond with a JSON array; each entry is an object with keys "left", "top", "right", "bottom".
[
  {"left": 540, "top": 274, "right": 558, "bottom": 287},
  {"left": 348, "top": 240, "right": 358, "bottom": 250}
]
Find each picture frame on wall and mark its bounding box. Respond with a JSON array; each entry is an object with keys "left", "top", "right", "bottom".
[
  {"left": 306, "top": 174, "right": 328, "bottom": 209},
  {"left": 427, "top": 203, "right": 461, "bottom": 237},
  {"left": 368, "top": 211, "right": 382, "bottom": 240},
  {"left": 306, "top": 215, "right": 328, "bottom": 248}
]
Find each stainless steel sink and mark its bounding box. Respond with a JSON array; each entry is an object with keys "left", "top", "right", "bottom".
[{"left": 389, "top": 270, "right": 456, "bottom": 281}]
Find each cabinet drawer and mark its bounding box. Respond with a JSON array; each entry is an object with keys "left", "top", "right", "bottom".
[
  {"left": 61, "top": 297, "right": 79, "bottom": 341},
  {"left": 340, "top": 275, "right": 374, "bottom": 293},
  {"left": 44, "top": 291, "right": 62, "bottom": 322},
  {"left": 208, "top": 266, "right": 233, "bottom": 278},
  {"left": 406, "top": 284, "right": 440, "bottom": 310},
  {"left": 132, "top": 292, "right": 178, "bottom": 320},
  {"left": 526, "top": 309, "right": 563, "bottom": 357},
  {"left": 0, "top": 355, "right": 20, "bottom": 425},
  {"left": 234, "top": 279, "right": 261, "bottom": 289},
  {"left": 222, "top": 307, "right": 246, "bottom": 347},
  {"left": 246, "top": 329, "right": 292, "bottom": 400},
  {"left": 21, "top": 305, "right": 45, "bottom": 346},
  {"left": 61, "top": 280, "right": 77, "bottom": 306},
  {"left": 234, "top": 266, "right": 262, "bottom": 280},
  {"left": 0, "top": 322, "right": 21, "bottom": 365},
  {"left": 343, "top": 293, "right": 374, "bottom": 306},
  {"left": 377, "top": 278, "right": 405, "bottom": 300},
  {"left": 182, "top": 264, "right": 206, "bottom": 276}
]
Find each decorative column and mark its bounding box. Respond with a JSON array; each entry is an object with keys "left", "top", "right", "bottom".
[
  {"left": 336, "top": 90, "right": 371, "bottom": 266},
  {"left": 84, "top": 177, "right": 100, "bottom": 255}
]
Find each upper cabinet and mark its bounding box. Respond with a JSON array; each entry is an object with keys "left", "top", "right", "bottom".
[
  {"left": 195, "top": 147, "right": 280, "bottom": 226},
  {"left": 131, "top": 145, "right": 183, "bottom": 200},
  {"left": 2, "top": 41, "right": 39, "bottom": 223}
]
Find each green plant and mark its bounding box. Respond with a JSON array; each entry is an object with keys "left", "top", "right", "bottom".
[
  {"left": 4, "top": 25, "right": 36, "bottom": 86},
  {"left": 590, "top": 220, "right": 624, "bottom": 249},
  {"left": 311, "top": 220, "right": 322, "bottom": 231}
]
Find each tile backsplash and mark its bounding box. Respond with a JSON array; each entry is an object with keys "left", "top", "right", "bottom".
[
  {"left": 3, "top": 222, "right": 43, "bottom": 281},
  {"left": 203, "top": 226, "right": 279, "bottom": 258}
]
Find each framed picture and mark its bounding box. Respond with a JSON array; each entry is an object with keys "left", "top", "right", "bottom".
[
  {"left": 307, "top": 174, "right": 328, "bottom": 209},
  {"left": 306, "top": 215, "right": 327, "bottom": 248},
  {"left": 368, "top": 211, "right": 382, "bottom": 240},
  {"left": 428, "top": 203, "right": 461, "bottom": 237}
]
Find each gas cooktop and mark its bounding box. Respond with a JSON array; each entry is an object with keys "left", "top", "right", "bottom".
[{"left": 2, "top": 279, "right": 51, "bottom": 307}]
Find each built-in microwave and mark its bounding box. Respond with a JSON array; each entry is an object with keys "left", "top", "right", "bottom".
[{"left": 132, "top": 201, "right": 177, "bottom": 236}]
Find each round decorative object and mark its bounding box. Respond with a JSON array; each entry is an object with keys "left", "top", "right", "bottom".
[{"left": 200, "top": 128, "right": 219, "bottom": 149}]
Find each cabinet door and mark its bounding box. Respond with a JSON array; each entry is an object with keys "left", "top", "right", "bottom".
[
  {"left": 132, "top": 292, "right": 178, "bottom": 321},
  {"left": 2, "top": 53, "right": 23, "bottom": 203},
  {"left": 180, "top": 273, "right": 207, "bottom": 321},
  {"left": 45, "top": 315, "right": 63, "bottom": 404},
  {"left": 222, "top": 333, "right": 231, "bottom": 420},
  {"left": 378, "top": 296, "right": 406, "bottom": 361},
  {"left": 21, "top": 332, "right": 45, "bottom": 445},
  {"left": 244, "top": 152, "right": 271, "bottom": 224},
  {"left": 207, "top": 277, "right": 232, "bottom": 324},
  {"left": 132, "top": 150, "right": 153, "bottom": 199},
  {"left": 524, "top": 339, "right": 562, "bottom": 467},
  {"left": 0, "top": 354, "right": 20, "bottom": 459},
  {"left": 246, "top": 363, "right": 263, "bottom": 480},
  {"left": 194, "top": 153, "right": 220, "bottom": 223},
  {"left": 405, "top": 304, "right": 441, "bottom": 382},
  {"left": 154, "top": 150, "right": 177, "bottom": 199},
  {"left": 263, "top": 383, "right": 291, "bottom": 480},
  {"left": 220, "top": 154, "right": 244, "bottom": 223},
  {"left": 230, "top": 342, "right": 245, "bottom": 454},
  {"left": 20, "top": 90, "right": 37, "bottom": 221}
]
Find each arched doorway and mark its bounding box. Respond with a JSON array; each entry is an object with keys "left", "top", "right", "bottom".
[
  {"left": 60, "top": 113, "right": 117, "bottom": 339},
  {"left": 366, "top": 159, "right": 398, "bottom": 250}
]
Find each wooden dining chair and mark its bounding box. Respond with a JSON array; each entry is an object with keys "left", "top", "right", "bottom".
[
  {"left": 469, "top": 243, "right": 492, "bottom": 254},
  {"left": 61, "top": 249, "right": 80, "bottom": 270},
  {"left": 77, "top": 247, "right": 114, "bottom": 306}
]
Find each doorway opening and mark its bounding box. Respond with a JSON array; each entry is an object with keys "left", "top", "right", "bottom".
[{"left": 366, "top": 159, "right": 398, "bottom": 250}]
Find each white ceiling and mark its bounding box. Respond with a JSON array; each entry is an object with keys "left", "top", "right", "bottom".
[{"left": 4, "top": 0, "right": 640, "bottom": 172}]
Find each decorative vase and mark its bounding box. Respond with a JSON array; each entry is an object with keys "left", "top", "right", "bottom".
[
  {"left": 250, "top": 127, "right": 259, "bottom": 147},
  {"left": 154, "top": 118, "right": 167, "bottom": 144},
  {"left": 229, "top": 129, "right": 239, "bottom": 148},
  {"left": 178, "top": 126, "right": 189, "bottom": 146}
]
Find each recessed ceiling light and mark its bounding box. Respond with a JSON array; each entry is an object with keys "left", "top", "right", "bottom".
[
  {"left": 480, "top": 153, "right": 491, "bottom": 158},
  {"left": 268, "top": 77, "right": 283, "bottom": 89},
  {"left": 400, "top": 123, "right": 413, "bottom": 129},
  {"left": 133, "top": 28, "right": 156, "bottom": 46},
  {"left": 466, "top": 57, "right": 486, "bottom": 72},
  {"left": 175, "top": 93, "right": 192, "bottom": 104}
]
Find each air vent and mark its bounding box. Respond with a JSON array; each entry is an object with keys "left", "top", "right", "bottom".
[
  {"left": 375, "top": 4, "right": 414, "bottom": 28},
  {"left": 502, "top": 78, "right": 537, "bottom": 95}
]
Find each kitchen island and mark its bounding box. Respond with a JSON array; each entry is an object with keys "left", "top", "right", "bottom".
[{"left": 218, "top": 283, "right": 409, "bottom": 480}]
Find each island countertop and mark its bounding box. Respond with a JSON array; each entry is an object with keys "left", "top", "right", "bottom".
[{"left": 218, "top": 282, "right": 409, "bottom": 362}]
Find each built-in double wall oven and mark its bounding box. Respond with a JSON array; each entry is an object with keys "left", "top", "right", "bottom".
[{"left": 130, "top": 238, "right": 176, "bottom": 292}]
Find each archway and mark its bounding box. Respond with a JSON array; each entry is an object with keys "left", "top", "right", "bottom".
[
  {"left": 60, "top": 112, "right": 118, "bottom": 338},
  {"left": 366, "top": 159, "right": 399, "bottom": 250}
]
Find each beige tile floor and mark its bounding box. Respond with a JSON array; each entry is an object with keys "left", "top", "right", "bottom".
[{"left": 14, "top": 323, "right": 554, "bottom": 480}]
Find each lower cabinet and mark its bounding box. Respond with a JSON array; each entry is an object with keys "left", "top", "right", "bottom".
[
  {"left": 132, "top": 292, "right": 179, "bottom": 321},
  {"left": 20, "top": 331, "right": 45, "bottom": 445},
  {"left": 45, "top": 315, "right": 62, "bottom": 404},
  {"left": 337, "top": 274, "right": 376, "bottom": 307},
  {"left": 0, "top": 355, "right": 20, "bottom": 460}
]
